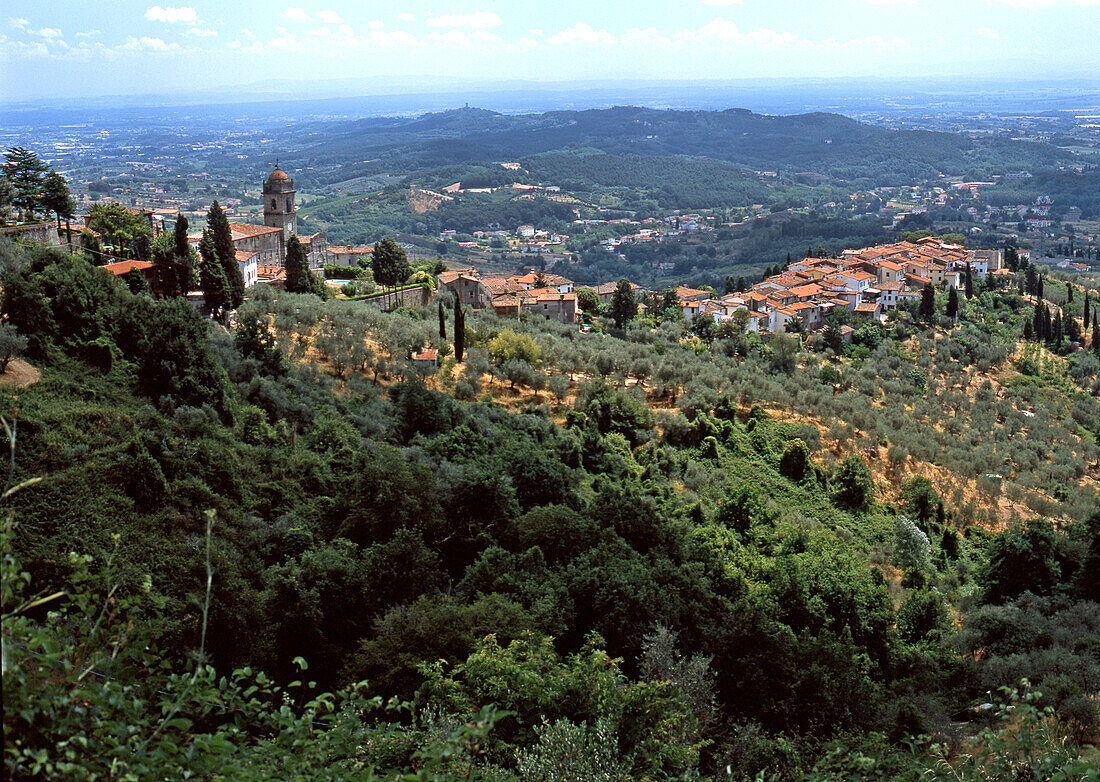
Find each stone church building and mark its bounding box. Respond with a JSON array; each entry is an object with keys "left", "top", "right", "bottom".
[{"left": 189, "top": 164, "right": 326, "bottom": 284}]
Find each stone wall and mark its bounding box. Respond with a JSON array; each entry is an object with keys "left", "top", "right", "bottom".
[{"left": 359, "top": 285, "right": 430, "bottom": 310}]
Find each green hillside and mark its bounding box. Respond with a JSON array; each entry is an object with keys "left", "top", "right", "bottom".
[
  {"left": 3, "top": 239, "right": 1099, "bottom": 779},
  {"left": 290, "top": 105, "right": 1072, "bottom": 187}
]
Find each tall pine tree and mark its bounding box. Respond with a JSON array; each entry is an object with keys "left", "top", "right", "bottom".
[
  {"left": 155, "top": 212, "right": 196, "bottom": 297},
  {"left": 199, "top": 229, "right": 230, "bottom": 321},
  {"left": 919, "top": 283, "right": 935, "bottom": 322},
  {"left": 206, "top": 201, "right": 244, "bottom": 309},
  {"left": 2, "top": 146, "right": 48, "bottom": 219},
  {"left": 284, "top": 235, "right": 322, "bottom": 296}
]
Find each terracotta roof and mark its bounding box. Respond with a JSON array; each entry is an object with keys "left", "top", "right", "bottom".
[
  {"left": 103, "top": 260, "right": 153, "bottom": 275},
  {"left": 267, "top": 166, "right": 289, "bottom": 182},
  {"left": 257, "top": 265, "right": 286, "bottom": 282},
  {"left": 530, "top": 290, "right": 576, "bottom": 302},
  {"left": 789, "top": 284, "right": 823, "bottom": 298},
  {"left": 411, "top": 348, "right": 438, "bottom": 362},
  {"left": 481, "top": 277, "right": 526, "bottom": 296},
  {"left": 511, "top": 272, "right": 573, "bottom": 287},
  {"left": 675, "top": 285, "right": 711, "bottom": 300},
  {"left": 229, "top": 222, "right": 281, "bottom": 238},
  {"left": 854, "top": 303, "right": 879, "bottom": 313},
  {"left": 235, "top": 250, "right": 258, "bottom": 263}
]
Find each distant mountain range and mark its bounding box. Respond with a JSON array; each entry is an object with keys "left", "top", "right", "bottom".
[{"left": 287, "top": 105, "right": 1073, "bottom": 186}]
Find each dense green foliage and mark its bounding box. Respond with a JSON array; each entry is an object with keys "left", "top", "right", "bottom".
[{"left": 2, "top": 240, "right": 1098, "bottom": 779}]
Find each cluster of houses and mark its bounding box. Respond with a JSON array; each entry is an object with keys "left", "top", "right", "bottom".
[
  {"left": 673, "top": 237, "right": 1006, "bottom": 334},
  {"left": 438, "top": 269, "right": 580, "bottom": 324},
  {"left": 435, "top": 237, "right": 1011, "bottom": 335}
]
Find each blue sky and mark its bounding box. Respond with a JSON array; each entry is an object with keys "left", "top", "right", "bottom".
[{"left": 2, "top": 0, "right": 1098, "bottom": 100}]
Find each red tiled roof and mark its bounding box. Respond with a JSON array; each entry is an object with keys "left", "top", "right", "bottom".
[
  {"left": 103, "top": 260, "right": 153, "bottom": 275},
  {"left": 228, "top": 222, "right": 281, "bottom": 238}
]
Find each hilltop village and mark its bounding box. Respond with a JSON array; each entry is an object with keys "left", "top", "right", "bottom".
[
  {"left": 0, "top": 157, "right": 1051, "bottom": 341},
  {"left": 434, "top": 236, "right": 1006, "bottom": 336}
]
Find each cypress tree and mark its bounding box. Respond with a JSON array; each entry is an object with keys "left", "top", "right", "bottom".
[
  {"left": 1065, "top": 310, "right": 1082, "bottom": 344},
  {"left": 919, "top": 283, "right": 935, "bottom": 322},
  {"left": 1038, "top": 276, "right": 1044, "bottom": 300},
  {"left": 284, "top": 235, "right": 321, "bottom": 296},
  {"left": 206, "top": 200, "right": 244, "bottom": 309},
  {"left": 438, "top": 300, "right": 447, "bottom": 342},
  {"left": 946, "top": 287, "right": 959, "bottom": 321},
  {"left": 174, "top": 212, "right": 190, "bottom": 257},
  {"left": 454, "top": 303, "right": 465, "bottom": 362},
  {"left": 199, "top": 229, "right": 230, "bottom": 321},
  {"left": 1085, "top": 291, "right": 1091, "bottom": 329},
  {"left": 171, "top": 212, "right": 196, "bottom": 296},
  {"left": 1067, "top": 283, "right": 1074, "bottom": 303},
  {"left": 965, "top": 263, "right": 974, "bottom": 299}
]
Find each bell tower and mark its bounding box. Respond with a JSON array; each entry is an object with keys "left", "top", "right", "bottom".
[{"left": 262, "top": 162, "right": 296, "bottom": 239}]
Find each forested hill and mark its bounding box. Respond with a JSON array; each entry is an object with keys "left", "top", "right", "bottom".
[{"left": 292, "top": 105, "right": 1071, "bottom": 184}]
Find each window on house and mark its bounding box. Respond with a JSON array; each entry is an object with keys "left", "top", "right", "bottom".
[{"left": 271, "top": 199, "right": 276, "bottom": 209}]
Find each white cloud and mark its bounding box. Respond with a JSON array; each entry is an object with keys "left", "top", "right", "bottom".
[
  {"left": 7, "top": 39, "right": 49, "bottom": 57},
  {"left": 396, "top": 12, "right": 416, "bottom": 22},
  {"left": 363, "top": 29, "right": 418, "bottom": 47},
  {"left": 37, "top": 27, "right": 62, "bottom": 39},
  {"left": 144, "top": 6, "right": 197, "bottom": 24},
  {"left": 426, "top": 28, "right": 504, "bottom": 47},
  {"left": 975, "top": 26, "right": 1002, "bottom": 38},
  {"left": 317, "top": 10, "right": 343, "bottom": 24},
  {"left": 369, "top": 19, "right": 384, "bottom": 29},
  {"left": 862, "top": 0, "right": 916, "bottom": 5},
  {"left": 281, "top": 7, "right": 311, "bottom": 23},
  {"left": 9, "top": 17, "right": 28, "bottom": 29},
  {"left": 426, "top": 11, "right": 502, "bottom": 28},
  {"left": 186, "top": 27, "right": 217, "bottom": 37},
  {"left": 241, "top": 28, "right": 256, "bottom": 38},
  {"left": 75, "top": 30, "right": 101, "bottom": 38},
  {"left": 546, "top": 22, "right": 615, "bottom": 46},
  {"left": 121, "top": 35, "right": 182, "bottom": 52},
  {"left": 700, "top": 0, "right": 743, "bottom": 5}
]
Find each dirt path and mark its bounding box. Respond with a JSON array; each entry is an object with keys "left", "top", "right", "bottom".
[{"left": 0, "top": 359, "right": 40, "bottom": 388}]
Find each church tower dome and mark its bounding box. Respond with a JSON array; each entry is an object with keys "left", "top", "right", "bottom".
[{"left": 262, "top": 161, "right": 296, "bottom": 238}]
